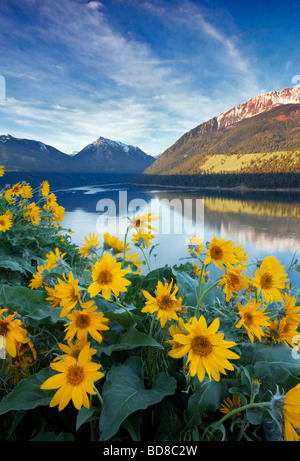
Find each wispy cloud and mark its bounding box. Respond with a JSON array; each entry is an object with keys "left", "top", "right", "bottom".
[{"left": 0, "top": 0, "right": 263, "bottom": 154}]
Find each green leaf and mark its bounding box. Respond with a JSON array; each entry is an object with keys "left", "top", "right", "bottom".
[
  {"left": 98, "top": 324, "right": 163, "bottom": 356},
  {"left": 0, "top": 285, "right": 62, "bottom": 324},
  {"left": 30, "top": 431, "right": 74, "bottom": 441},
  {"left": 0, "top": 367, "right": 54, "bottom": 415},
  {"left": 76, "top": 406, "right": 98, "bottom": 431},
  {"left": 238, "top": 342, "right": 300, "bottom": 394},
  {"left": 187, "top": 378, "right": 224, "bottom": 426},
  {"left": 173, "top": 270, "right": 197, "bottom": 306},
  {"left": 99, "top": 356, "right": 177, "bottom": 441}
]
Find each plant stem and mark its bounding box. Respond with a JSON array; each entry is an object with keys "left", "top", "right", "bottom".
[{"left": 218, "top": 401, "right": 270, "bottom": 425}]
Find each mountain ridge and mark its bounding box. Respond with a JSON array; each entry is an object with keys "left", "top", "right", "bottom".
[
  {"left": 145, "top": 86, "right": 300, "bottom": 176},
  {"left": 0, "top": 134, "right": 154, "bottom": 175}
]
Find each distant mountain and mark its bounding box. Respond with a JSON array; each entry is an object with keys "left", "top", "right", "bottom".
[
  {"left": 72, "top": 136, "right": 154, "bottom": 173},
  {"left": 0, "top": 134, "right": 154, "bottom": 175},
  {"left": 146, "top": 86, "right": 300, "bottom": 176},
  {"left": 0, "top": 134, "right": 73, "bottom": 172}
]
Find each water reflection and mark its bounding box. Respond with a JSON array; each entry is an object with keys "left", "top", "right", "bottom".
[{"left": 56, "top": 184, "right": 300, "bottom": 283}]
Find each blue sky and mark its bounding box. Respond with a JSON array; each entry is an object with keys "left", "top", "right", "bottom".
[{"left": 0, "top": 0, "right": 299, "bottom": 155}]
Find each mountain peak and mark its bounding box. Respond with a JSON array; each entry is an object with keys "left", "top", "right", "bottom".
[{"left": 215, "top": 85, "right": 300, "bottom": 130}]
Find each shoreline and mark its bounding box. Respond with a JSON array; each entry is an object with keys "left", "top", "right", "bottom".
[{"left": 131, "top": 182, "right": 300, "bottom": 193}]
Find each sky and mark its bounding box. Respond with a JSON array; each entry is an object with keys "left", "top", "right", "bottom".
[{"left": 0, "top": 0, "right": 299, "bottom": 156}]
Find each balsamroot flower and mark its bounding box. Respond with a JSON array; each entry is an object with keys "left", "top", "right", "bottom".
[
  {"left": 283, "top": 383, "right": 300, "bottom": 441},
  {"left": 142, "top": 280, "right": 183, "bottom": 328},
  {"left": 40, "top": 344, "right": 104, "bottom": 411},
  {"left": 130, "top": 212, "right": 159, "bottom": 233},
  {"left": 78, "top": 233, "right": 100, "bottom": 258},
  {"left": 204, "top": 235, "right": 238, "bottom": 269},
  {"left": 253, "top": 256, "right": 288, "bottom": 303},
  {"left": 187, "top": 235, "right": 205, "bottom": 256},
  {"left": 235, "top": 299, "right": 270, "bottom": 343},
  {"left": 219, "top": 265, "right": 249, "bottom": 302},
  {"left": 0, "top": 210, "right": 13, "bottom": 232},
  {"left": 88, "top": 252, "right": 131, "bottom": 300},
  {"left": 64, "top": 305, "right": 110, "bottom": 344},
  {"left": 168, "top": 316, "right": 240, "bottom": 382},
  {"left": 0, "top": 309, "right": 28, "bottom": 358}
]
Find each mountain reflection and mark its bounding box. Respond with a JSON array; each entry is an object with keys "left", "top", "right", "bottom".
[{"left": 59, "top": 185, "right": 300, "bottom": 269}]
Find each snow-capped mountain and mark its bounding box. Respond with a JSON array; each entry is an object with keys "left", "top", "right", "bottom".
[
  {"left": 215, "top": 85, "right": 300, "bottom": 130},
  {"left": 0, "top": 134, "right": 154, "bottom": 174},
  {"left": 194, "top": 86, "right": 300, "bottom": 137},
  {"left": 146, "top": 85, "right": 300, "bottom": 176},
  {"left": 72, "top": 136, "right": 154, "bottom": 173},
  {"left": 0, "top": 134, "right": 74, "bottom": 172}
]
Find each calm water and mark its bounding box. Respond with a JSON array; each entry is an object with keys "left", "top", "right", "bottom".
[{"left": 54, "top": 183, "right": 300, "bottom": 286}]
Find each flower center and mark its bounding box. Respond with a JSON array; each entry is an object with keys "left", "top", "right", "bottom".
[
  {"left": 0, "top": 321, "right": 9, "bottom": 336},
  {"left": 135, "top": 219, "right": 141, "bottom": 228},
  {"left": 0, "top": 219, "right": 5, "bottom": 227},
  {"left": 191, "top": 335, "right": 213, "bottom": 357},
  {"left": 228, "top": 273, "right": 240, "bottom": 288},
  {"left": 98, "top": 270, "right": 113, "bottom": 285},
  {"left": 260, "top": 272, "right": 273, "bottom": 289},
  {"left": 75, "top": 313, "right": 91, "bottom": 329},
  {"left": 66, "top": 364, "right": 85, "bottom": 386},
  {"left": 158, "top": 295, "right": 172, "bottom": 310},
  {"left": 244, "top": 313, "right": 253, "bottom": 326},
  {"left": 210, "top": 245, "right": 223, "bottom": 260}
]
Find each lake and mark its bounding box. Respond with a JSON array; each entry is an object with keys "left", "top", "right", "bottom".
[{"left": 54, "top": 183, "right": 300, "bottom": 286}]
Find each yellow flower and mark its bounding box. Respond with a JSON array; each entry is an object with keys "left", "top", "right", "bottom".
[
  {"left": 24, "top": 202, "right": 41, "bottom": 226},
  {"left": 283, "top": 384, "right": 300, "bottom": 441},
  {"left": 4, "top": 188, "right": 14, "bottom": 203},
  {"left": 167, "top": 317, "right": 188, "bottom": 349},
  {"left": 103, "top": 232, "right": 129, "bottom": 255},
  {"left": 266, "top": 318, "right": 299, "bottom": 347},
  {"left": 187, "top": 235, "right": 205, "bottom": 256},
  {"left": 130, "top": 212, "right": 159, "bottom": 233},
  {"left": 219, "top": 265, "right": 249, "bottom": 302},
  {"left": 45, "top": 247, "right": 66, "bottom": 270},
  {"left": 19, "top": 182, "right": 33, "bottom": 199},
  {"left": 131, "top": 230, "right": 154, "bottom": 249},
  {"left": 46, "top": 193, "right": 58, "bottom": 209},
  {"left": 29, "top": 265, "right": 46, "bottom": 289},
  {"left": 45, "top": 286, "right": 61, "bottom": 307},
  {"left": 125, "top": 252, "right": 144, "bottom": 274},
  {"left": 64, "top": 305, "right": 110, "bottom": 344},
  {"left": 253, "top": 256, "right": 288, "bottom": 303},
  {"left": 88, "top": 252, "right": 131, "bottom": 300},
  {"left": 193, "top": 263, "right": 210, "bottom": 282},
  {"left": 142, "top": 280, "right": 183, "bottom": 328},
  {"left": 0, "top": 165, "right": 4, "bottom": 176},
  {"left": 51, "top": 204, "right": 65, "bottom": 224},
  {"left": 53, "top": 271, "right": 81, "bottom": 317},
  {"left": 220, "top": 395, "right": 242, "bottom": 417},
  {"left": 233, "top": 244, "right": 249, "bottom": 269},
  {"left": 40, "top": 343, "right": 104, "bottom": 411},
  {"left": 41, "top": 180, "right": 50, "bottom": 197},
  {"left": 0, "top": 210, "right": 13, "bottom": 232},
  {"left": 11, "top": 182, "right": 22, "bottom": 196},
  {"left": 78, "top": 233, "right": 100, "bottom": 258},
  {"left": 168, "top": 316, "right": 240, "bottom": 382},
  {"left": 235, "top": 299, "right": 270, "bottom": 343},
  {"left": 280, "top": 293, "right": 300, "bottom": 327},
  {"left": 0, "top": 309, "right": 28, "bottom": 358},
  {"left": 55, "top": 339, "right": 97, "bottom": 361},
  {"left": 203, "top": 235, "right": 238, "bottom": 269}
]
